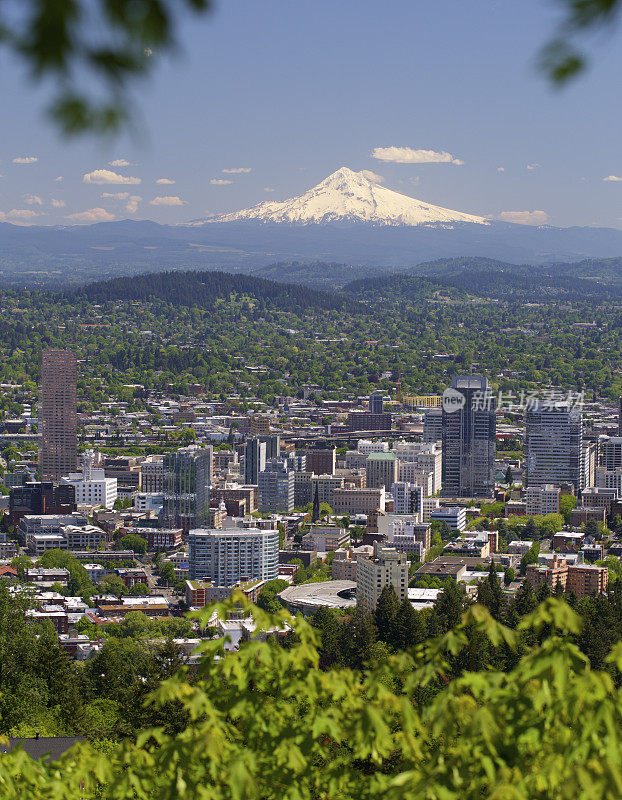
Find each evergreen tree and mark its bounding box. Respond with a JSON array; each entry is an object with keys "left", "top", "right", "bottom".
[
  {"left": 394, "top": 598, "right": 426, "bottom": 649},
  {"left": 435, "top": 580, "right": 466, "bottom": 632},
  {"left": 504, "top": 466, "right": 513, "bottom": 486},
  {"left": 374, "top": 586, "right": 400, "bottom": 648},
  {"left": 477, "top": 561, "right": 506, "bottom": 620},
  {"left": 342, "top": 607, "right": 378, "bottom": 670}
]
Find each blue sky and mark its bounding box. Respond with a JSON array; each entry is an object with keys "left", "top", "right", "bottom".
[{"left": 1, "top": 0, "right": 622, "bottom": 227}]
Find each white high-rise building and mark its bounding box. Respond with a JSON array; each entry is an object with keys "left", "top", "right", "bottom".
[
  {"left": 188, "top": 527, "right": 279, "bottom": 584},
  {"left": 595, "top": 467, "right": 622, "bottom": 499},
  {"left": 525, "top": 485, "right": 561, "bottom": 516},
  {"left": 397, "top": 463, "right": 434, "bottom": 496},
  {"left": 525, "top": 403, "right": 582, "bottom": 490},
  {"left": 356, "top": 542, "right": 409, "bottom": 610},
  {"left": 391, "top": 481, "right": 423, "bottom": 515},
  {"left": 61, "top": 450, "right": 117, "bottom": 508},
  {"left": 393, "top": 441, "right": 442, "bottom": 493}
]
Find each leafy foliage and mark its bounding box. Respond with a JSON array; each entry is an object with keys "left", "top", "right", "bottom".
[{"left": 2, "top": 593, "right": 622, "bottom": 798}]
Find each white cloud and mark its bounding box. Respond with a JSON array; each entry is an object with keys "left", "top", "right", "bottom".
[
  {"left": 51, "top": 198, "right": 66, "bottom": 208},
  {"left": 12, "top": 156, "right": 38, "bottom": 164},
  {"left": 604, "top": 175, "right": 622, "bottom": 182},
  {"left": 109, "top": 159, "right": 131, "bottom": 167},
  {"left": 102, "top": 192, "right": 130, "bottom": 200},
  {"left": 371, "top": 146, "right": 464, "bottom": 165},
  {"left": 55, "top": 176, "right": 63, "bottom": 182},
  {"left": 359, "top": 169, "right": 384, "bottom": 183},
  {"left": 149, "top": 195, "right": 185, "bottom": 206},
  {"left": 526, "top": 163, "right": 540, "bottom": 171},
  {"left": 156, "top": 178, "right": 175, "bottom": 184},
  {"left": 125, "top": 195, "right": 142, "bottom": 213},
  {"left": 0, "top": 208, "right": 42, "bottom": 224},
  {"left": 497, "top": 167, "right": 505, "bottom": 173},
  {"left": 66, "top": 207, "right": 115, "bottom": 223},
  {"left": 83, "top": 169, "right": 141, "bottom": 185},
  {"left": 210, "top": 178, "right": 233, "bottom": 185},
  {"left": 264, "top": 187, "right": 275, "bottom": 192},
  {"left": 222, "top": 167, "right": 252, "bottom": 174},
  {"left": 498, "top": 210, "right": 550, "bottom": 225},
  {"left": 24, "top": 194, "right": 43, "bottom": 205}
]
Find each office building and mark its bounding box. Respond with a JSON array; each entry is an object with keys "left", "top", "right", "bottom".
[
  {"left": 595, "top": 467, "right": 622, "bottom": 498},
  {"left": 366, "top": 452, "right": 398, "bottom": 490},
  {"left": 305, "top": 446, "right": 336, "bottom": 476},
  {"left": 525, "top": 485, "right": 561, "bottom": 516},
  {"left": 39, "top": 349, "right": 77, "bottom": 481},
  {"left": 301, "top": 526, "right": 349, "bottom": 552},
  {"left": 369, "top": 390, "right": 385, "bottom": 414},
  {"left": 356, "top": 542, "right": 409, "bottom": 609},
  {"left": 619, "top": 396, "right": 622, "bottom": 436},
  {"left": 260, "top": 435, "right": 281, "bottom": 461},
  {"left": 61, "top": 450, "right": 117, "bottom": 508},
  {"left": 293, "top": 471, "right": 314, "bottom": 507},
  {"left": 441, "top": 375, "right": 496, "bottom": 498},
  {"left": 133, "top": 528, "right": 183, "bottom": 550},
  {"left": 310, "top": 474, "right": 344, "bottom": 507},
  {"left": 347, "top": 410, "right": 392, "bottom": 433},
  {"left": 600, "top": 437, "right": 622, "bottom": 472},
  {"left": 397, "top": 464, "right": 433, "bottom": 496},
  {"left": 423, "top": 408, "right": 443, "bottom": 443},
  {"left": 188, "top": 528, "right": 279, "bottom": 584},
  {"left": 62, "top": 524, "right": 107, "bottom": 551},
  {"left": 525, "top": 402, "right": 582, "bottom": 490},
  {"left": 244, "top": 438, "right": 266, "bottom": 485},
  {"left": 103, "top": 456, "right": 141, "bottom": 491},
  {"left": 162, "top": 447, "right": 213, "bottom": 532},
  {"left": 249, "top": 416, "right": 271, "bottom": 437},
  {"left": 391, "top": 482, "right": 423, "bottom": 515},
  {"left": 429, "top": 506, "right": 467, "bottom": 532},
  {"left": 332, "top": 487, "right": 386, "bottom": 516},
  {"left": 258, "top": 461, "right": 295, "bottom": 513},
  {"left": 9, "top": 482, "right": 76, "bottom": 526},
  {"left": 141, "top": 456, "right": 164, "bottom": 493}
]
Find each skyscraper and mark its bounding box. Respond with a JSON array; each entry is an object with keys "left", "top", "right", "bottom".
[
  {"left": 161, "top": 446, "right": 213, "bottom": 532},
  {"left": 39, "top": 349, "right": 77, "bottom": 481},
  {"left": 525, "top": 402, "right": 582, "bottom": 489},
  {"left": 441, "top": 375, "right": 496, "bottom": 498},
  {"left": 244, "top": 437, "right": 266, "bottom": 485},
  {"left": 369, "top": 390, "right": 384, "bottom": 414}
]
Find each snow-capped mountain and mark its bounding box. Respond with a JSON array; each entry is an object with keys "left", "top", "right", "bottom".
[{"left": 197, "top": 166, "right": 488, "bottom": 227}]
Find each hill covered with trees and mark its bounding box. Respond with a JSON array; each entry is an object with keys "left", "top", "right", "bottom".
[{"left": 73, "top": 269, "right": 360, "bottom": 314}]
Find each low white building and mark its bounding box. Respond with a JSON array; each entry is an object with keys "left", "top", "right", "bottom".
[
  {"left": 61, "top": 451, "right": 117, "bottom": 508},
  {"left": 134, "top": 492, "right": 164, "bottom": 513}
]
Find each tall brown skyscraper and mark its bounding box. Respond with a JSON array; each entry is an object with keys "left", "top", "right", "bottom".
[{"left": 39, "top": 349, "right": 77, "bottom": 481}]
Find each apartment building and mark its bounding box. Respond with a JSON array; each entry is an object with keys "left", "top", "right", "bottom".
[
  {"left": 356, "top": 542, "right": 409, "bottom": 609},
  {"left": 188, "top": 527, "right": 279, "bottom": 584},
  {"left": 525, "top": 485, "right": 561, "bottom": 516}
]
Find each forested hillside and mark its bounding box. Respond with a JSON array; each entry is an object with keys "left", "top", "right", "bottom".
[{"left": 73, "top": 270, "right": 358, "bottom": 313}]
